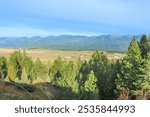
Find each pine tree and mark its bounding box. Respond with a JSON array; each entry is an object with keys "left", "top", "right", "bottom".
[
  {"left": 77, "top": 61, "right": 90, "bottom": 90},
  {"left": 33, "top": 58, "right": 48, "bottom": 81},
  {"left": 7, "top": 66, "right": 17, "bottom": 82},
  {"left": 20, "top": 67, "right": 30, "bottom": 84},
  {"left": 65, "top": 61, "right": 78, "bottom": 93},
  {"left": 9, "top": 50, "right": 23, "bottom": 79},
  {"left": 79, "top": 70, "right": 99, "bottom": 99},
  {"left": 22, "top": 55, "right": 33, "bottom": 81},
  {"left": 126, "top": 37, "right": 142, "bottom": 64},
  {"left": 50, "top": 57, "right": 65, "bottom": 86},
  {"left": 138, "top": 34, "right": 150, "bottom": 58},
  {"left": 88, "top": 50, "right": 113, "bottom": 99},
  {"left": 0, "top": 56, "right": 7, "bottom": 79},
  {"left": 116, "top": 37, "right": 142, "bottom": 99},
  {"left": 133, "top": 53, "right": 150, "bottom": 99},
  {"left": 110, "top": 60, "right": 122, "bottom": 99}
]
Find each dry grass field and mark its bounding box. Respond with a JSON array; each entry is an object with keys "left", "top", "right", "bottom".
[{"left": 0, "top": 48, "right": 125, "bottom": 63}]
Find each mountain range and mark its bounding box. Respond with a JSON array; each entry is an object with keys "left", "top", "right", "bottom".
[{"left": 0, "top": 35, "right": 142, "bottom": 51}]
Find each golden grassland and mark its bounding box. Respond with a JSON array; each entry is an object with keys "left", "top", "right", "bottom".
[{"left": 0, "top": 48, "right": 125, "bottom": 63}]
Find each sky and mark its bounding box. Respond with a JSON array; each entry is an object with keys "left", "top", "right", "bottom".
[{"left": 0, "top": 0, "right": 150, "bottom": 36}]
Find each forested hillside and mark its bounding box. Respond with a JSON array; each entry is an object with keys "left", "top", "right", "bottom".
[
  {"left": 0, "top": 35, "right": 142, "bottom": 51},
  {"left": 0, "top": 35, "right": 150, "bottom": 100}
]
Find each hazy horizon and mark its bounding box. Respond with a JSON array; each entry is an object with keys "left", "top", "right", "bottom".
[
  {"left": 0, "top": 0, "right": 150, "bottom": 37},
  {"left": 0, "top": 34, "right": 144, "bottom": 38}
]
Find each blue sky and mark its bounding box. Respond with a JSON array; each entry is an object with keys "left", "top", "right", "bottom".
[{"left": 0, "top": 0, "right": 150, "bottom": 36}]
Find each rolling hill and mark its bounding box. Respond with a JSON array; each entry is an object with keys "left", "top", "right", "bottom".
[
  {"left": 0, "top": 79, "right": 72, "bottom": 100},
  {"left": 0, "top": 35, "right": 141, "bottom": 51}
]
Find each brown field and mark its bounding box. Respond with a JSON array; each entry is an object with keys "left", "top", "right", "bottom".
[{"left": 0, "top": 48, "right": 125, "bottom": 63}]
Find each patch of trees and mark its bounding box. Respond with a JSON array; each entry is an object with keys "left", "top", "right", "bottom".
[{"left": 0, "top": 35, "right": 150, "bottom": 100}]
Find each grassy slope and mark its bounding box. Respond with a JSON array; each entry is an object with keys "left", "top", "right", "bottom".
[{"left": 0, "top": 79, "right": 61, "bottom": 100}]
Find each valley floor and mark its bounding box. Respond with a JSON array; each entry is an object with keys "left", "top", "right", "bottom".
[{"left": 0, "top": 48, "right": 125, "bottom": 62}]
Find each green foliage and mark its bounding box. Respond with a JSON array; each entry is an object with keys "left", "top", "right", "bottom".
[
  {"left": 82, "top": 70, "right": 99, "bottom": 99},
  {"left": 21, "top": 52, "right": 33, "bottom": 79},
  {"left": 7, "top": 66, "right": 17, "bottom": 82},
  {"left": 126, "top": 37, "right": 142, "bottom": 64},
  {"left": 77, "top": 61, "right": 90, "bottom": 90},
  {"left": 77, "top": 50, "right": 117, "bottom": 100},
  {"left": 116, "top": 37, "right": 142, "bottom": 99},
  {"left": 133, "top": 53, "right": 150, "bottom": 99},
  {"left": 63, "top": 60, "right": 79, "bottom": 93},
  {"left": 50, "top": 57, "right": 65, "bottom": 85},
  {"left": 138, "top": 34, "right": 150, "bottom": 58},
  {"left": 8, "top": 50, "right": 34, "bottom": 82},
  {"left": 9, "top": 50, "right": 23, "bottom": 79},
  {"left": 2, "top": 35, "right": 150, "bottom": 100},
  {"left": 0, "top": 56, "right": 7, "bottom": 79},
  {"left": 32, "top": 58, "right": 48, "bottom": 82},
  {"left": 20, "top": 67, "right": 31, "bottom": 84},
  {"left": 50, "top": 57, "right": 80, "bottom": 94},
  {"left": 89, "top": 51, "right": 115, "bottom": 99},
  {"left": 84, "top": 71, "right": 98, "bottom": 92}
]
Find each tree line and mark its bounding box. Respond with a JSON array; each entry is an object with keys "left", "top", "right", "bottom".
[{"left": 0, "top": 34, "right": 150, "bottom": 100}]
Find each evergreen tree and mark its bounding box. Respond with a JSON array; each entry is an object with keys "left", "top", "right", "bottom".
[
  {"left": 7, "top": 66, "right": 17, "bottom": 82},
  {"left": 0, "top": 56, "right": 7, "bottom": 79},
  {"left": 1, "top": 39, "right": 150, "bottom": 100},
  {"left": 20, "top": 67, "right": 31, "bottom": 84},
  {"left": 133, "top": 53, "right": 150, "bottom": 99},
  {"left": 50, "top": 57, "right": 65, "bottom": 86},
  {"left": 89, "top": 50, "right": 113, "bottom": 99},
  {"left": 64, "top": 61, "right": 78, "bottom": 93},
  {"left": 9, "top": 50, "right": 23, "bottom": 79},
  {"left": 77, "top": 61, "right": 90, "bottom": 91},
  {"left": 79, "top": 70, "right": 99, "bottom": 99},
  {"left": 109, "top": 59, "right": 122, "bottom": 99},
  {"left": 126, "top": 37, "right": 142, "bottom": 64},
  {"left": 138, "top": 34, "right": 150, "bottom": 58},
  {"left": 33, "top": 58, "right": 48, "bottom": 81},
  {"left": 116, "top": 37, "right": 142, "bottom": 99},
  {"left": 22, "top": 54, "right": 33, "bottom": 82}
]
